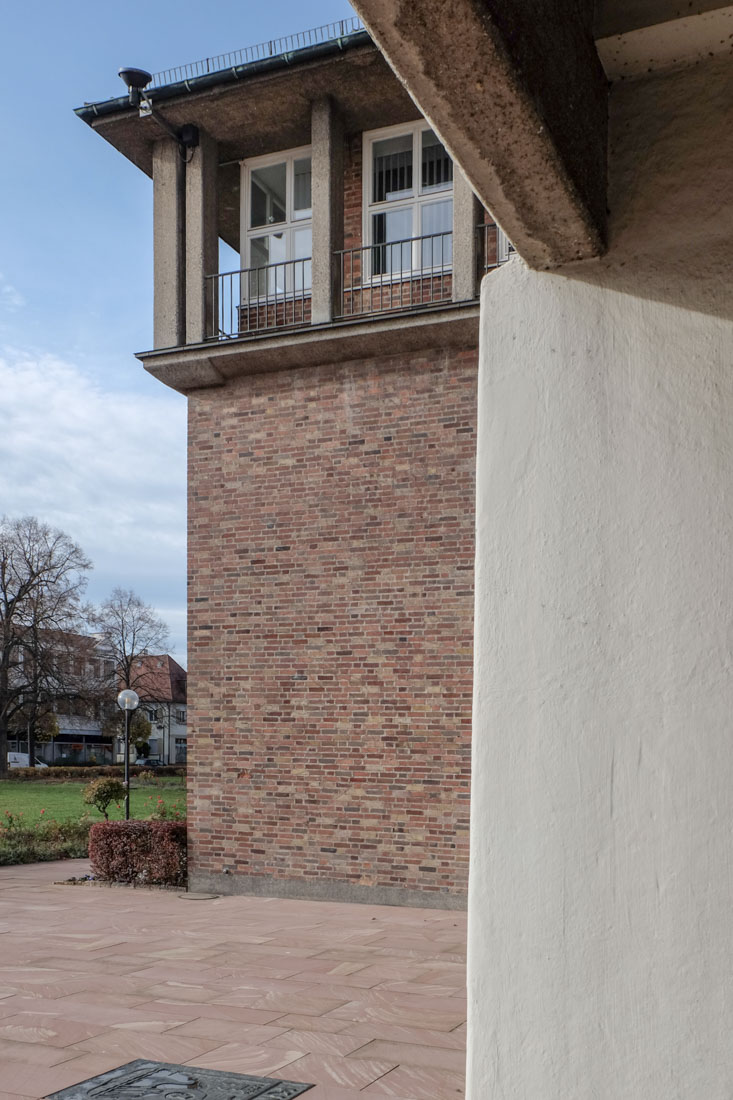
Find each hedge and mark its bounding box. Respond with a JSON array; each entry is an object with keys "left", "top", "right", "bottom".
[
  {"left": 5, "top": 765, "right": 186, "bottom": 781},
  {"left": 88, "top": 820, "right": 187, "bottom": 886},
  {"left": 0, "top": 816, "right": 91, "bottom": 865}
]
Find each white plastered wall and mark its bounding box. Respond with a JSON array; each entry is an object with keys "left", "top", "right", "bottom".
[{"left": 468, "top": 54, "right": 733, "bottom": 1099}]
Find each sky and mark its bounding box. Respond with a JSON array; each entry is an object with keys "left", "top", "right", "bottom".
[{"left": 1, "top": 0, "right": 357, "bottom": 664}]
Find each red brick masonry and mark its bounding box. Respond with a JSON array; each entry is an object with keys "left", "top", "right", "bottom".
[{"left": 188, "top": 347, "right": 477, "bottom": 904}]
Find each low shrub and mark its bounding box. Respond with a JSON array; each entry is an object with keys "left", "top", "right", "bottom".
[
  {"left": 6, "top": 765, "right": 186, "bottom": 781},
  {"left": 83, "top": 777, "right": 127, "bottom": 819},
  {"left": 0, "top": 811, "right": 91, "bottom": 865},
  {"left": 88, "top": 820, "right": 187, "bottom": 886}
]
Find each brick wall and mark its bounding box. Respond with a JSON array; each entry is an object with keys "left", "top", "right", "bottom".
[{"left": 187, "top": 346, "right": 477, "bottom": 903}]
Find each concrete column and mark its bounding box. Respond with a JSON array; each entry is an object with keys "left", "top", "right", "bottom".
[
  {"left": 468, "top": 257, "right": 733, "bottom": 1100},
  {"left": 310, "top": 96, "right": 344, "bottom": 325},
  {"left": 152, "top": 139, "right": 185, "bottom": 349},
  {"left": 452, "top": 167, "right": 480, "bottom": 302},
  {"left": 185, "top": 129, "right": 219, "bottom": 344}
]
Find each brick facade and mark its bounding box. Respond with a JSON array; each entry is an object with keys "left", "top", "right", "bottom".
[{"left": 187, "top": 346, "right": 477, "bottom": 904}]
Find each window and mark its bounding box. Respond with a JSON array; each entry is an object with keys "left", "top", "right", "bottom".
[
  {"left": 175, "top": 709, "right": 186, "bottom": 725},
  {"left": 364, "top": 122, "right": 453, "bottom": 277},
  {"left": 241, "top": 148, "right": 312, "bottom": 297}
]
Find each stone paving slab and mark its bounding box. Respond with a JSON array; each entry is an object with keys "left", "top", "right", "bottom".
[{"left": 0, "top": 861, "right": 466, "bottom": 1100}]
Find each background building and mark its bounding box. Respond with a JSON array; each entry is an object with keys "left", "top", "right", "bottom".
[{"left": 128, "top": 653, "right": 188, "bottom": 764}]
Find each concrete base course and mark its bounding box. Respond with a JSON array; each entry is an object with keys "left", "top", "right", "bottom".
[{"left": 189, "top": 870, "right": 468, "bottom": 910}]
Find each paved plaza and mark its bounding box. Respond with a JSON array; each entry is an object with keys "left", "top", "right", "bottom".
[{"left": 0, "top": 861, "right": 466, "bottom": 1100}]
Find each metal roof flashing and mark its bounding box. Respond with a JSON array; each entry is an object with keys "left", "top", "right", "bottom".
[{"left": 74, "top": 22, "right": 371, "bottom": 125}]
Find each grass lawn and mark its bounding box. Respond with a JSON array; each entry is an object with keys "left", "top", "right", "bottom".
[{"left": 0, "top": 778, "right": 187, "bottom": 825}]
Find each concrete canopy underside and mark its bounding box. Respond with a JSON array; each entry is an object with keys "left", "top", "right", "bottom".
[{"left": 348, "top": 0, "right": 608, "bottom": 268}]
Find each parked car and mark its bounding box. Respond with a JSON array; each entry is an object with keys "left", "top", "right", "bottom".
[{"left": 7, "top": 752, "right": 49, "bottom": 769}]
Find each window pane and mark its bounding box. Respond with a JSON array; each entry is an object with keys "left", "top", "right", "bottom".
[
  {"left": 249, "top": 233, "right": 287, "bottom": 295},
  {"left": 250, "top": 162, "right": 286, "bottom": 228},
  {"left": 421, "top": 200, "right": 453, "bottom": 267},
  {"left": 293, "top": 158, "right": 312, "bottom": 218},
  {"left": 293, "top": 227, "right": 312, "bottom": 291},
  {"left": 421, "top": 130, "right": 453, "bottom": 192},
  {"left": 372, "top": 207, "right": 412, "bottom": 274},
  {"left": 372, "top": 134, "right": 413, "bottom": 203}
]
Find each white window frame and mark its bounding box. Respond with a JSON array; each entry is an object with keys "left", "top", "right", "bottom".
[
  {"left": 239, "top": 145, "right": 313, "bottom": 301},
  {"left": 362, "top": 121, "right": 454, "bottom": 282}
]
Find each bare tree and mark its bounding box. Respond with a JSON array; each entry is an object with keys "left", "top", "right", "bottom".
[
  {"left": 90, "top": 587, "right": 170, "bottom": 697},
  {"left": 0, "top": 516, "right": 92, "bottom": 777}
]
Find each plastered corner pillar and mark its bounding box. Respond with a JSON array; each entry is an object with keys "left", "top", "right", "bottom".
[{"left": 467, "top": 256, "right": 733, "bottom": 1099}]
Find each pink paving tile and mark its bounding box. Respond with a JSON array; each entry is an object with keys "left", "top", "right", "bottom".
[
  {"left": 362, "top": 1064, "right": 465, "bottom": 1097},
  {"left": 264, "top": 1029, "right": 367, "bottom": 1057},
  {"left": 271, "top": 1052, "right": 397, "bottom": 1091},
  {"left": 219, "top": 991, "right": 350, "bottom": 1016},
  {"left": 182, "top": 1042, "right": 306, "bottom": 1076},
  {"left": 69, "top": 1029, "right": 222, "bottom": 1063},
  {"left": 165, "top": 1018, "right": 289, "bottom": 1044},
  {"left": 341, "top": 1021, "right": 466, "bottom": 1049},
  {"left": 144, "top": 999, "right": 289, "bottom": 1026},
  {"left": 302, "top": 1089, "right": 375, "bottom": 1100},
  {"left": 0, "top": 1035, "right": 80, "bottom": 1067},
  {"left": 324, "top": 997, "right": 465, "bottom": 1032},
  {"left": 0, "top": 1053, "right": 124, "bottom": 1100},
  {"left": 0, "top": 1014, "right": 107, "bottom": 1048},
  {"left": 348, "top": 1039, "right": 465, "bottom": 1073},
  {"left": 378, "top": 980, "right": 465, "bottom": 997},
  {"left": 140, "top": 982, "right": 225, "bottom": 1003},
  {"left": 270, "top": 1014, "right": 352, "bottom": 1033}
]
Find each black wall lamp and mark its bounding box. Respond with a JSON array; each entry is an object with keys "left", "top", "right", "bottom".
[{"left": 119, "top": 67, "right": 199, "bottom": 156}]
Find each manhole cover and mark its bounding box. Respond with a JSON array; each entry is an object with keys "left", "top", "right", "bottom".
[{"left": 45, "top": 1059, "right": 313, "bottom": 1100}]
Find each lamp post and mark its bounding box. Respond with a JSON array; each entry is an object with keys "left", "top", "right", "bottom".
[{"left": 117, "top": 689, "right": 139, "bottom": 821}]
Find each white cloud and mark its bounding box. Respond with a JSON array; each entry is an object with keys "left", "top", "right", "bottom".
[
  {"left": 0, "top": 274, "right": 25, "bottom": 312},
  {"left": 0, "top": 347, "right": 187, "bottom": 652}
]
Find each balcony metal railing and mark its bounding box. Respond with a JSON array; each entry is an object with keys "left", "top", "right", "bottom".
[
  {"left": 207, "top": 259, "right": 312, "bottom": 340},
  {"left": 336, "top": 231, "right": 453, "bottom": 319},
  {"left": 151, "top": 18, "right": 365, "bottom": 89},
  {"left": 205, "top": 226, "right": 516, "bottom": 342},
  {"left": 478, "top": 222, "right": 515, "bottom": 273}
]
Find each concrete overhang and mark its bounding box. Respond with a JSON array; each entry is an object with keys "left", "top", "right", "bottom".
[
  {"left": 348, "top": 0, "right": 608, "bottom": 270},
  {"left": 75, "top": 39, "right": 419, "bottom": 252},
  {"left": 349, "top": 0, "right": 733, "bottom": 270},
  {"left": 136, "top": 304, "right": 480, "bottom": 395}
]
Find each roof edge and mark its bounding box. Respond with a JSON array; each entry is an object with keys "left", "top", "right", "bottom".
[{"left": 74, "top": 29, "right": 373, "bottom": 125}]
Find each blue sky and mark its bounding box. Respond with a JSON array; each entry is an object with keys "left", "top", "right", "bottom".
[{"left": 1, "top": 1, "right": 356, "bottom": 662}]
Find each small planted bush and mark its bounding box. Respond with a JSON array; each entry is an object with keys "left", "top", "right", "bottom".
[
  {"left": 83, "top": 777, "right": 126, "bottom": 820},
  {"left": 88, "top": 820, "right": 187, "bottom": 886}
]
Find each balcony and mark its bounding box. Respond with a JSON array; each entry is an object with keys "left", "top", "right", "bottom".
[{"left": 205, "top": 226, "right": 509, "bottom": 342}]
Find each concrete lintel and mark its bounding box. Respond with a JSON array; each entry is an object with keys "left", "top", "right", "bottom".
[
  {"left": 152, "top": 139, "right": 185, "bottom": 349},
  {"left": 138, "top": 303, "right": 480, "bottom": 394},
  {"left": 185, "top": 129, "right": 219, "bottom": 344},
  {"left": 310, "top": 96, "right": 345, "bottom": 325},
  {"left": 350, "top": 0, "right": 608, "bottom": 268}
]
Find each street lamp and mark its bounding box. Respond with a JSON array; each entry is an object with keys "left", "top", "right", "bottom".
[{"left": 117, "top": 689, "right": 139, "bottom": 821}]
